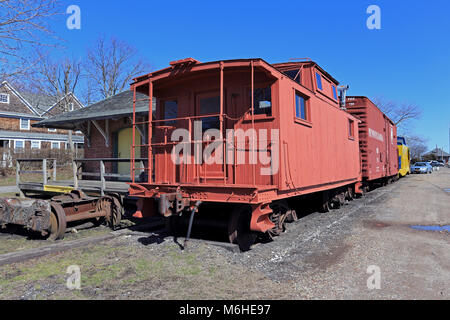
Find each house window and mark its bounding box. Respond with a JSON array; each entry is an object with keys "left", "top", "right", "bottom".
[
  {"left": 14, "top": 140, "right": 25, "bottom": 149},
  {"left": 0, "top": 93, "right": 9, "bottom": 104},
  {"left": 163, "top": 100, "right": 178, "bottom": 125},
  {"left": 68, "top": 103, "right": 74, "bottom": 111},
  {"left": 349, "top": 119, "right": 355, "bottom": 138},
  {"left": 20, "top": 119, "right": 30, "bottom": 130},
  {"left": 332, "top": 86, "right": 338, "bottom": 100},
  {"left": 252, "top": 87, "right": 272, "bottom": 116},
  {"left": 48, "top": 128, "right": 57, "bottom": 132},
  {"left": 51, "top": 142, "right": 60, "bottom": 149},
  {"left": 316, "top": 73, "right": 323, "bottom": 90},
  {"left": 295, "top": 92, "right": 308, "bottom": 121},
  {"left": 31, "top": 141, "right": 41, "bottom": 149}
]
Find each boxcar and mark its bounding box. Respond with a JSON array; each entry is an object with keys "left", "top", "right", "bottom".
[
  {"left": 397, "top": 136, "right": 411, "bottom": 177},
  {"left": 128, "top": 58, "right": 362, "bottom": 250},
  {"left": 346, "top": 96, "right": 399, "bottom": 189}
]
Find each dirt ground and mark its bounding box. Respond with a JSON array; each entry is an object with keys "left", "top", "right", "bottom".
[{"left": 0, "top": 168, "right": 449, "bottom": 300}]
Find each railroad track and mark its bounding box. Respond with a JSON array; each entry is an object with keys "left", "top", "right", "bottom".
[
  {"left": 0, "top": 183, "right": 394, "bottom": 267},
  {"left": 0, "top": 220, "right": 165, "bottom": 267},
  {"left": 0, "top": 218, "right": 241, "bottom": 266}
]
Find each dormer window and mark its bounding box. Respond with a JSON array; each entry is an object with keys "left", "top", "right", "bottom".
[
  {"left": 0, "top": 93, "right": 9, "bottom": 104},
  {"left": 68, "top": 103, "right": 74, "bottom": 111}
]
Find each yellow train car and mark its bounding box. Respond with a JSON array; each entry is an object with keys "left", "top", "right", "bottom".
[{"left": 397, "top": 137, "right": 411, "bottom": 177}]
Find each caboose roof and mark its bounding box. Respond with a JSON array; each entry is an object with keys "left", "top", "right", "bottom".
[
  {"left": 132, "top": 58, "right": 339, "bottom": 87},
  {"left": 272, "top": 60, "right": 340, "bottom": 85},
  {"left": 133, "top": 58, "right": 277, "bottom": 85}
]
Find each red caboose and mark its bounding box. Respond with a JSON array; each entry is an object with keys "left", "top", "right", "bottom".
[
  {"left": 128, "top": 58, "right": 362, "bottom": 250},
  {"left": 346, "top": 96, "right": 399, "bottom": 189}
]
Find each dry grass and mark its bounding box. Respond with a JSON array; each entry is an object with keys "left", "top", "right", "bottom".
[{"left": 0, "top": 237, "right": 298, "bottom": 300}]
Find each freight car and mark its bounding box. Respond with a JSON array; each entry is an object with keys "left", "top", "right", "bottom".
[
  {"left": 397, "top": 136, "right": 411, "bottom": 177},
  {"left": 128, "top": 58, "right": 364, "bottom": 250},
  {"left": 346, "top": 96, "right": 399, "bottom": 191}
]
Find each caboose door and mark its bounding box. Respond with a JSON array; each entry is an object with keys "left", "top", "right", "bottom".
[{"left": 195, "top": 91, "right": 227, "bottom": 183}]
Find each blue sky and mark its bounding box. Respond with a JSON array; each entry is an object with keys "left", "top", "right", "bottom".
[{"left": 50, "top": 0, "right": 450, "bottom": 152}]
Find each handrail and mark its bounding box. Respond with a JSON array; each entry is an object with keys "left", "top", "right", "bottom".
[
  {"left": 73, "top": 158, "right": 146, "bottom": 195},
  {"left": 16, "top": 157, "right": 146, "bottom": 197},
  {"left": 74, "top": 158, "right": 146, "bottom": 162}
]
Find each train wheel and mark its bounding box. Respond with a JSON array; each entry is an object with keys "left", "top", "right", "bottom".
[
  {"left": 319, "top": 191, "right": 330, "bottom": 213},
  {"left": 346, "top": 187, "right": 354, "bottom": 201},
  {"left": 47, "top": 202, "right": 67, "bottom": 240},
  {"left": 107, "top": 197, "right": 122, "bottom": 229},
  {"left": 268, "top": 201, "right": 293, "bottom": 239},
  {"left": 228, "top": 205, "right": 257, "bottom": 251},
  {"left": 98, "top": 197, "right": 122, "bottom": 229}
]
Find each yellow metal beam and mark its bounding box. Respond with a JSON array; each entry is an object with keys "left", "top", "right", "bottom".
[{"left": 44, "top": 185, "right": 74, "bottom": 194}]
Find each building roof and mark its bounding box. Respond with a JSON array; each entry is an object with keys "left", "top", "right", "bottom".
[
  {"left": 1, "top": 81, "right": 84, "bottom": 117},
  {"left": 0, "top": 111, "right": 43, "bottom": 120},
  {"left": 20, "top": 91, "right": 60, "bottom": 115},
  {"left": 0, "top": 130, "right": 84, "bottom": 143},
  {"left": 33, "top": 90, "right": 154, "bottom": 130},
  {"left": 424, "top": 148, "right": 450, "bottom": 157},
  {"left": 0, "top": 81, "right": 41, "bottom": 116}
]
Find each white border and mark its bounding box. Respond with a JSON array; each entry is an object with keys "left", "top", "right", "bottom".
[
  {"left": 0, "top": 93, "right": 10, "bottom": 104},
  {"left": 14, "top": 139, "right": 25, "bottom": 149},
  {"left": 19, "top": 118, "right": 30, "bottom": 131}
]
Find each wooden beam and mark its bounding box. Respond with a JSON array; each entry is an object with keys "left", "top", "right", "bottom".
[
  {"left": 87, "top": 121, "right": 91, "bottom": 148},
  {"left": 92, "top": 120, "right": 109, "bottom": 147}
]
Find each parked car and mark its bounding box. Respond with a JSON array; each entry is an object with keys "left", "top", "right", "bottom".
[
  {"left": 436, "top": 160, "right": 445, "bottom": 167},
  {"left": 430, "top": 161, "right": 441, "bottom": 171},
  {"left": 411, "top": 162, "right": 433, "bottom": 174}
]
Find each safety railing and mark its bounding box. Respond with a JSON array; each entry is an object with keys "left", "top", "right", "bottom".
[
  {"left": 16, "top": 158, "right": 58, "bottom": 197},
  {"left": 73, "top": 158, "right": 146, "bottom": 195}
]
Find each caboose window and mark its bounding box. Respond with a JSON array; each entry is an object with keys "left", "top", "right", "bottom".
[
  {"left": 332, "top": 86, "right": 337, "bottom": 100},
  {"left": 163, "top": 100, "right": 178, "bottom": 125},
  {"left": 284, "top": 69, "right": 301, "bottom": 84},
  {"left": 295, "top": 93, "right": 307, "bottom": 120},
  {"left": 316, "top": 73, "right": 323, "bottom": 90},
  {"left": 349, "top": 119, "right": 355, "bottom": 138},
  {"left": 200, "top": 95, "right": 220, "bottom": 132},
  {"left": 252, "top": 87, "right": 272, "bottom": 116}
]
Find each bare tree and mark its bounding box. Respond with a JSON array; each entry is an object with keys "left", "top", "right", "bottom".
[
  {"left": 0, "top": 0, "right": 61, "bottom": 79},
  {"left": 85, "top": 36, "right": 148, "bottom": 101},
  {"left": 32, "top": 52, "right": 82, "bottom": 152},
  {"left": 373, "top": 97, "right": 422, "bottom": 131},
  {"left": 405, "top": 135, "right": 428, "bottom": 162},
  {"left": 35, "top": 52, "right": 81, "bottom": 100}
]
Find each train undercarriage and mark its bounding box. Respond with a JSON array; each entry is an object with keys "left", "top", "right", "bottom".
[
  {"left": 142, "top": 182, "right": 362, "bottom": 251},
  {"left": 0, "top": 191, "right": 123, "bottom": 240}
]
